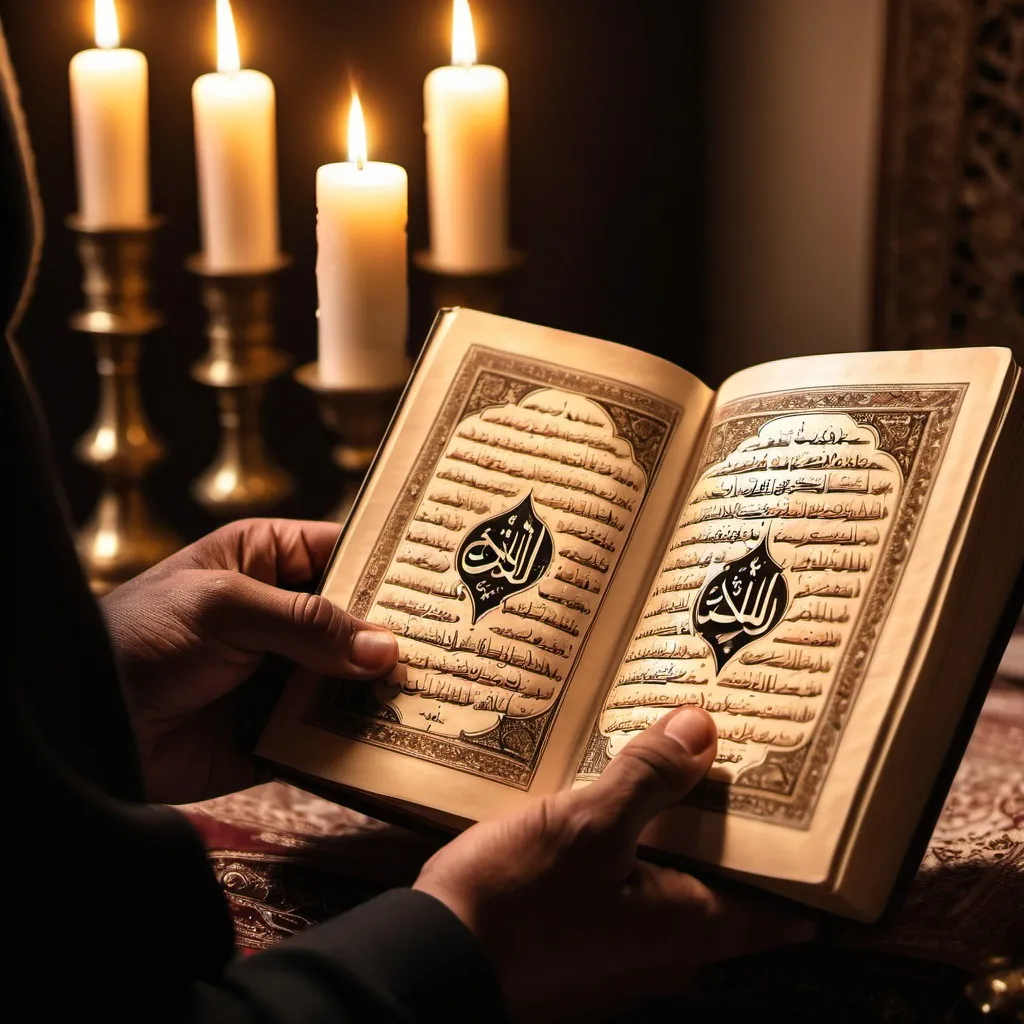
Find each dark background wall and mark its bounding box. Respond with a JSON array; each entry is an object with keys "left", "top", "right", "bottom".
[{"left": 1, "top": 0, "right": 705, "bottom": 541}]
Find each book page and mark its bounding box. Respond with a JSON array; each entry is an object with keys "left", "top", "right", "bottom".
[
  {"left": 259, "top": 309, "right": 713, "bottom": 820},
  {"left": 579, "top": 409, "right": 906, "bottom": 800},
  {"left": 345, "top": 386, "right": 650, "bottom": 772},
  {"left": 575, "top": 347, "right": 1012, "bottom": 885}
]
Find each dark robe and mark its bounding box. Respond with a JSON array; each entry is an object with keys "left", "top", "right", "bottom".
[{"left": 2, "top": 26, "right": 506, "bottom": 1023}]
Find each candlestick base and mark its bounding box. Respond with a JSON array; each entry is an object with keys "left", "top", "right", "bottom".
[
  {"left": 294, "top": 362, "right": 404, "bottom": 524},
  {"left": 187, "top": 256, "right": 295, "bottom": 517},
  {"left": 68, "top": 217, "right": 182, "bottom": 594},
  {"left": 412, "top": 249, "right": 525, "bottom": 315}
]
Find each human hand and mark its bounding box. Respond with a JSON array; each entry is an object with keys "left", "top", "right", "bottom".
[
  {"left": 414, "top": 707, "right": 813, "bottom": 1021},
  {"left": 102, "top": 518, "right": 398, "bottom": 804}
]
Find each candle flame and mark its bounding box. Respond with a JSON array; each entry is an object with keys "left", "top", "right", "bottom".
[
  {"left": 95, "top": 0, "right": 120, "bottom": 49},
  {"left": 348, "top": 91, "right": 368, "bottom": 168},
  {"left": 216, "top": 0, "right": 241, "bottom": 74},
  {"left": 451, "top": 0, "right": 476, "bottom": 67}
]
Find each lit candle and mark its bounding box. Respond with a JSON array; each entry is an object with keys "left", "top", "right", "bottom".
[
  {"left": 316, "top": 91, "right": 409, "bottom": 389},
  {"left": 424, "top": 0, "right": 510, "bottom": 272},
  {"left": 69, "top": 0, "right": 149, "bottom": 228},
  {"left": 191, "top": 0, "right": 279, "bottom": 272}
]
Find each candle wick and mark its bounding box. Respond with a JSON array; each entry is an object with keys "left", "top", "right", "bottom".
[{"left": 356, "top": 156, "right": 365, "bottom": 171}]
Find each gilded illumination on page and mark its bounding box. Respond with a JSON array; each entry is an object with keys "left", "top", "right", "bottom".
[
  {"left": 577, "top": 384, "right": 966, "bottom": 827},
  {"left": 303, "top": 346, "right": 678, "bottom": 789}
]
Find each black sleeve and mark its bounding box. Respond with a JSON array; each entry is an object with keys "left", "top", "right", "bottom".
[
  {"left": 6, "top": 329, "right": 509, "bottom": 1023},
  {"left": 3, "top": 34, "right": 507, "bottom": 1019},
  {"left": 191, "top": 889, "right": 509, "bottom": 1023}
]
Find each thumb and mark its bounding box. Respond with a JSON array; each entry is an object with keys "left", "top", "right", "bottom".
[
  {"left": 577, "top": 707, "right": 717, "bottom": 843},
  {"left": 202, "top": 572, "right": 399, "bottom": 678}
]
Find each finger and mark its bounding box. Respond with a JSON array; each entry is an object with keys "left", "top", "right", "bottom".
[
  {"left": 183, "top": 519, "right": 342, "bottom": 585},
  {"left": 643, "top": 864, "right": 816, "bottom": 962},
  {"left": 259, "top": 519, "right": 342, "bottom": 584},
  {"left": 706, "top": 887, "right": 817, "bottom": 961},
  {"left": 201, "top": 571, "right": 398, "bottom": 678},
  {"left": 576, "top": 708, "right": 717, "bottom": 842}
]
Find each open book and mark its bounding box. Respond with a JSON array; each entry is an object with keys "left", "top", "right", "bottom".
[{"left": 259, "top": 309, "right": 1024, "bottom": 921}]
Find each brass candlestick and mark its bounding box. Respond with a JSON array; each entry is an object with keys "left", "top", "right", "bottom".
[
  {"left": 187, "top": 255, "right": 294, "bottom": 516},
  {"left": 412, "top": 249, "right": 525, "bottom": 315},
  {"left": 69, "top": 216, "right": 181, "bottom": 595},
  {"left": 294, "top": 362, "right": 404, "bottom": 524}
]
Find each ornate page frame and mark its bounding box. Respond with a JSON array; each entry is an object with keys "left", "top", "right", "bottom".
[{"left": 577, "top": 382, "right": 967, "bottom": 828}]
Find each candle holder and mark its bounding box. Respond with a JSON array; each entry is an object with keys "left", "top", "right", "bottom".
[
  {"left": 187, "top": 255, "right": 294, "bottom": 517},
  {"left": 68, "top": 216, "right": 182, "bottom": 595},
  {"left": 412, "top": 249, "right": 525, "bottom": 316},
  {"left": 294, "top": 362, "right": 403, "bottom": 524}
]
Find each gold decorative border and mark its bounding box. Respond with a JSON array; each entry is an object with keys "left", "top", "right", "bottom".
[
  {"left": 577, "top": 382, "right": 966, "bottom": 828},
  {"left": 303, "top": 345, "right": 680, "bottom": 789}
]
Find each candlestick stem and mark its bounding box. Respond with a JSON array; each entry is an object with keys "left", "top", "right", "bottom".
[
  {"left": 412, "top": 249, "right": 525, "bottom": 319},
  {"left": 68, "top": 217, "right": 181, "bottom": 594},
  {"left": 294, "top": 362, "right": 401, "bottom": 524},
  {"left": 188, "top": 256, "right": 294, "bottom": 516}
]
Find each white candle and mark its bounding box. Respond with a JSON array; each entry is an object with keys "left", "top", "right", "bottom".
[
  {"left": 424, "top": 0, "right": 510, "bottom": 272},
  {"left": 316, "top": 92, "right": 409, "bottom": 389},
  {"left": 191, "top": 0, "right": 279, "bottom": 272},
  {"left": 69, "top": 0, "right": 149, "bottom": 228}
]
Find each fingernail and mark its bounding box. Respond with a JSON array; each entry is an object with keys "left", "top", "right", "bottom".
[
  {"left": 664, "top": 708, "right": 714, "bottom": 755},
  {"left": 350, "top": 629, "right": 398, "bottom": 670}
]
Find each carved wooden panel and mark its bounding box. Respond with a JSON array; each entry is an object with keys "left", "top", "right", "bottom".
[{"left": 874, "top": 0, "right": 1022, "bottom": 356}]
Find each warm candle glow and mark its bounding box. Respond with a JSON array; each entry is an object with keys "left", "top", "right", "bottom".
[
  {"left": 94, "top": 0, "right": 120, "bottom": 49},
  {"left": 216, "top": 0, "right": 241, "bottom": 74},
  {"left": 348, "top": 91, "right": 368, "bottom": 169},
  {"left": 74, "top": 0, "right": 148, "bottom": 227},
  {"left": 317, "top": 98, "right": 410, "bottom": 388},
  {"left": 451, "top": 0, "right": 477, "bottom": 67}
]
